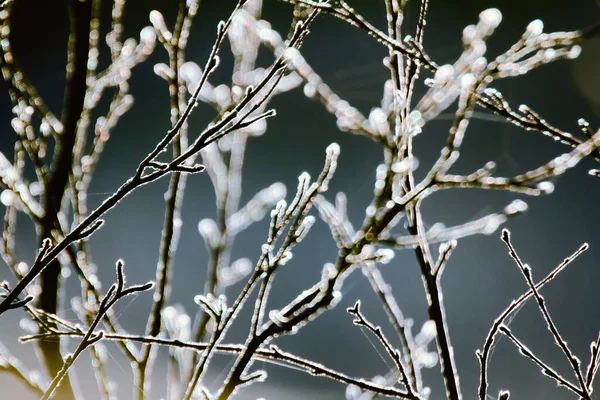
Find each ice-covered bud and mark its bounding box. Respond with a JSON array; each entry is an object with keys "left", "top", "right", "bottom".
[
  {"left": 297, "top": 172, "right": 311, "bottom": 197},
  {"left": 214, "top": 84, "right": 232, "bottom": 109},
  {"left": 345, "top": 384, "right": 362, "bottom": 400},
  {"left": 303, "top": 83, "right": 316, "bottom": 98},
  {"left": 367, "top": 107, "right": 389, "bottom": 136},
  {"left": 271, "top": 199, "right": 287, "bottom": 224},
  {"left": 420, "top": 320, "right": 437, "bottom": 342},
  {"left": 230, "top": 258, "right": 252, "bottom": 276},
  {"left": 463, "top": 24, "right": 478, "bottom": 44},
  {"left": 391, "top": 156, "right": 419, "bottom": 174},
  {"left": 434, "top": 64, "right": 455, "bottom": 84},
  {"left": 294, "top": 215, "right": 316, "bottom": 242},
  {"left": 326, "top": 142, "right": 340, "bottom": 160},
  {"left": 374, "top": 248, "right": 395, "bottom": 264},
  {"left": 153, "top": 63, "right": 173, "bottom": 81},
  {"left": 472, "top": 56, "right": 488, "bottom": 74},
  {"left": 536, "top": 181, "right": 554, "bottom": 194},
  {"left": 0, "top": 190, "right": 14, "bottom": 207},
  {"left": 282, "top": 47, "right": 301, "bottom": 64},
  {"left": 504, "top": 199, "right": 528, "bottom": 215},
  {"left": 20, "top": 318, "right": 39, "bottom": 334},
  {"left": 180, "top": 61, "right": 202, "bottom": 89},
  {"left": 461, "top": 73, "right": 477, "bottom": 89},
  {"left": 220, "top": 258, "right": 253, "bottom": 286},
  {"left": 525, "top": 19, "right": 544, "bottom": 39},
  {"left": 198, "top": 218, "right": 219, "bottom": 249},
  {"left": 278, "top": 250, "right": 293, "bottom": 266},
  {"left": 266, "top": 182, "right": 286, "bottom": 201},
  {"left": 567, "top": 45, "right": 581, "bottom": 59},
  {"left": 139, "top": 26, "right": 156, "bottom": 49},
  {"left": 149, "top": 10, "right": 171, "bottom": 41},
  {"left": 479, "top": 8, "right": 502, "bottom": 30}
]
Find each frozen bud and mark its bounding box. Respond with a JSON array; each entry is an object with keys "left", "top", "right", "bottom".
[
  {"left": 567, "top": 45, "right": 581, "bottom": 59},
  {"left": 297, "top": 172, "right": 311, "bottom": 195},
  {"left": 479, "top": 8, "right": 502, "bottom": 30},
  {"left": 257, "top": 20, "right": 281, "bottom": 46},
  {"left": 20, "top": 318, "right": 38, "bottom": 334},
  {"left": 368, "top": 107, "right": 387, "bottom": 123},
  {"left": 10, "top": 118, "right": 24, "bottom": 134},
  {"left": 16, "top": 262, "right": 28, "bottom": 275},
  {"left": 482, "top": 216, "right": 503, "bottom": 235},
  {"left": 536, "top": 181, "right": 554, "bottom": 194},
  {"left": 0, "top": 190, "right": 14, "bottom": 207},
  {"left": 29, "top": 181, "right": 41, "bottom": 196},
  {"left": 303, "top": 83, "right": 316, "bottom": 98},
  {"left": 153, "top": 63, "right": 174, "bottom": 81},
  {"left": 461, "top": 73, "right": 476, "bottom": 89},
  {"left": 525, "top": 19, "right": 544, "bottom": 38},
  {"left": 470, "top": 39, "right": 487, "bottom": 57},
  {"left": 391, "top": 156, "right": 419, "bottom": 173},
  {"left": 294, "top": 215, "right": 316, "bottom": 242},
  {"left": 322, "top": 263, "right": 337, "bottom": 280},
  {"left": 139, "top": 26, "right": 156, "bottom": 47},
  {"left": 268, "top": 310, "right": 285, "bottom": 325},
  {"left": 149, "top": 10, "right": 171, "bottom": 41},
  {"left": 180, "top": 61, "right": 202, "bottom": 88},
  {"left": 375, "top": 248, "right": 395, "bottom": 264},
  {"left": 434, "top": 64, "right": 454, "bottom": 83},
  {"left": 266, "top": 182, "right": 286, "bottom": 201},
  {"left": 372, "top": 375, "right": 386, "bottom": 386},
  {"left": 162, "top": 305, "right": 177, "bottom": 321},
  {"left": 420, "top": 320, "right": 437, "bottom": 341},
  {"left": 408, "top": 110, "right": 423, "bottom": 126},
  {"left": 261, "top": 244, "right": 272, "bottom": 255},
  {"left": 417, "top": 350, "right": 438, "bottom": 368},
  {"left": 39, "top": 120, "right": 51, "bottom": 136},
  {"left": 271, "top": 199, "right": 287, "bottom": 223},
  {"left": 149, "top": 10, "right": 165, "bottom": 28},
  {"left": 282, "top": 47, "right": 300, "bottom": 64},
  {"left": 504, "top": 199, "right": 528, "bottom": 215},
  {"left": 472, "top": 56, "right": 488, "bottom": 73},
  {"left": 222, "top": 261, "right": 245, "bottom": 283},
  {"left": 424, "top": 77, "right": 436, "bottom": 87},
  {"left": 326, "top": 142, "right": 340, "bottom": 160},
  {"left": 463, "top": 24, "right": 478, "bottom": 44},
  {"left": 543, "top": 48, "right": 556, "bottom": 62},
  {"left": 198, "top": 218, "right": 219, "bottom": 248},
  {"left": 578, "top": 118, "right": 590, "bottom": 128},
  {"left": 278, "top": 250, "right": 293, "bottom": 266},
  {"left": 345, "top": 384, "right": 362, "bottom": 400},
  {"left": 231, "top": 258, "right": 252, "bottom": 276},
  {"left": 214, "top": 84, "right": 232, "bottom": 109}
]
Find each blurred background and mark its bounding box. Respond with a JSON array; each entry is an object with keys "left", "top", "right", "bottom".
[{"left": 0, "top": 0, "right": 599, "bottom": 399}]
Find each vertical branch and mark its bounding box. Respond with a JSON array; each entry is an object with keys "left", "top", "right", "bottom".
[
  {"left": 135, "top": 1, "right": 198, "bottom": 397},
  {"left": 406, "top": 199, "right": 462, "bottom": 400},
  {"left": 36, "top": 1, "right": 93, "bottom": 398}
]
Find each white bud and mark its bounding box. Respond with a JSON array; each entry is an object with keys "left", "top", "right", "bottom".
[
  {"left": 525, "top": 19, "right": 544, "bottom": 38},
  {"left": 180, "top": 61, "right": 202, "bottom": 87},
  {"left": 479, "top": 8, "right": 502, "bottom": 29},
  {"left": 536, "top": 181, "right": 554, "bottom": 194},
  {"left": 434, "top": 64, "right": 454, "bottom": 83},
  {"left": 139, "top": 26, "right": 156, "bottom": 47},
  {"left": 504, "top": 199, "right": 528, "bottom": 215}
]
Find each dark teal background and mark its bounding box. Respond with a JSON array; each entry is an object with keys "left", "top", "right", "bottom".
[{"left": 0, "top": 0, "right": 599, "bottom": 398}]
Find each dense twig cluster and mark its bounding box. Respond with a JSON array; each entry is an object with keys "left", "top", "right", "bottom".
[{"left": 0, "top": 0, "right": 598, "bottom": 399}]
